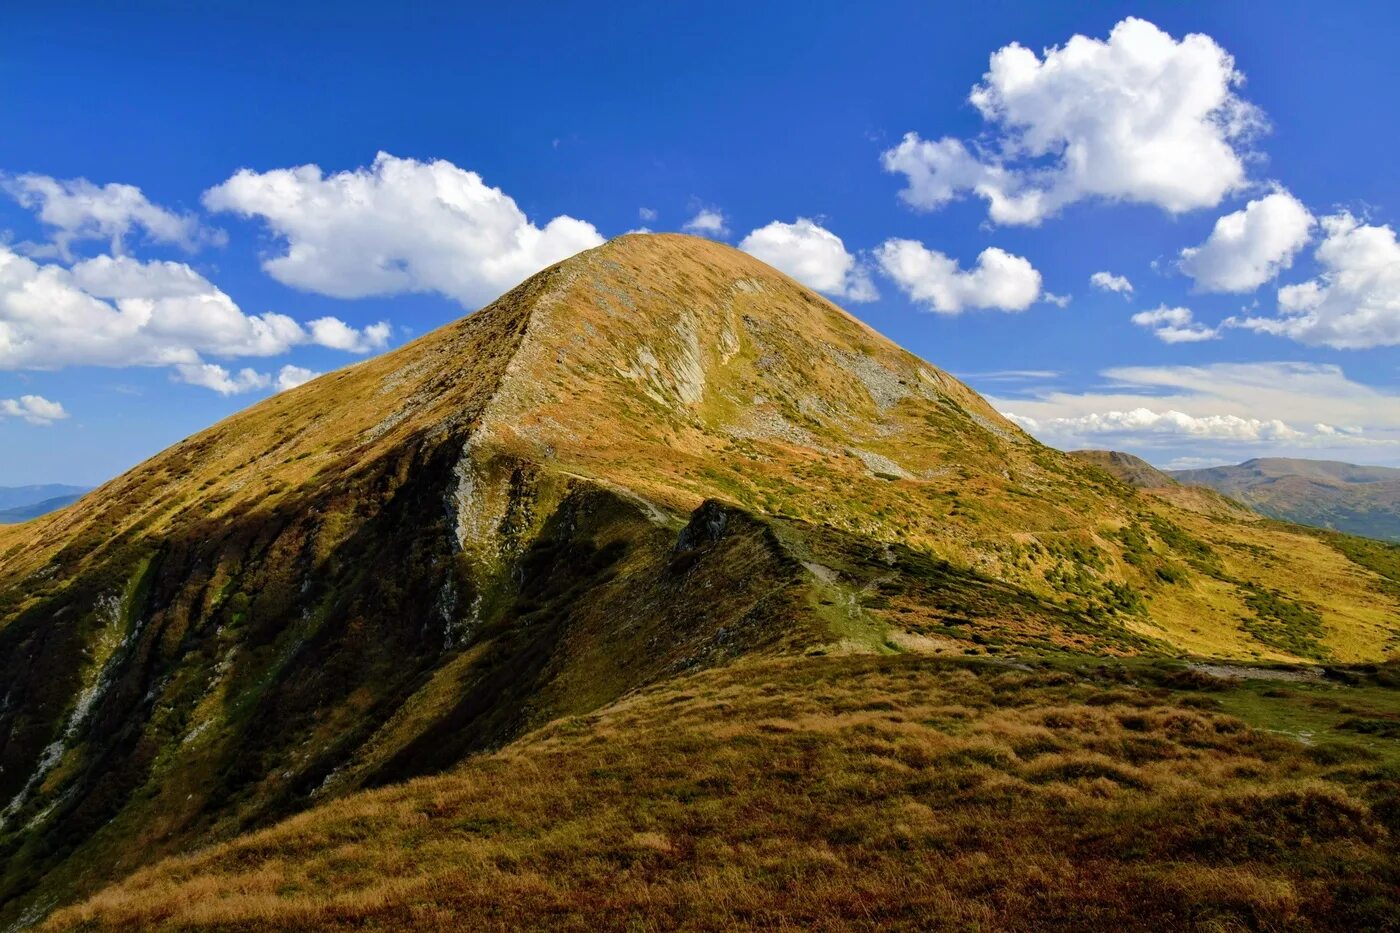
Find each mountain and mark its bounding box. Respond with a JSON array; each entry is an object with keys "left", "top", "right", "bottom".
[
  {"left": 0, "top": 494, "right": 85, "bottom": 525},
  {"left": 3, "top": 235, "right": 1399, "bottom": 927},
  {"left": 0, "top": 485, "right": 87, "bottom": 513},
  {"left": 1069, "top": 449, "right": 1263, "bottom": 522},
  {"left": 1173, "top": 458, "right": 1400, "bottom": 542},
  {"left": 1069, "top": 450, "right": 1176, "bottom": 488}
]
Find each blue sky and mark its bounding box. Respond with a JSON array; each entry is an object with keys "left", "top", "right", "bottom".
[{"left": 2, "top": 1, "right": 1399, "bottom": 486}]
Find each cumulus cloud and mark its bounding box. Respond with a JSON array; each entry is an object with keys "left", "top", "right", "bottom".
[
  {"left": 275, "top": 365, "right": 320, "bottom": 392},
  {"left": 739, "top": 218, "right": 878, "bottom": 302},
  {"left": 881, "top": 136, "right": 1001, "bottom": 217},
  {"left": 0, "top": 245, "right": 388, "bottom": 390},
  {"left": 0, "top": 394, "right": 67, "bottom": 425},
  {"left": 1179, "top": 189, "right": 1313, "bottom": 292},
  {"left": 176, "top": 362, "right": 326, "bottom": 396},
  {"left": 682, "top": 208, "right": 729, "bottom": 238},
  {"left": 2, "top": 173, "right": 223, "bottom": 260},
  {"left": 1090, "top": 271, "right": 1133, "bottom": 296},
  {"left": 1131, "top": 305, "right": 1219, "bottom": 343},
  {"left": 1006, "top": 408, "right": 1300, "bottom": 441},
  {"left": 1042, "top": 292, "right": 1071, "bottom": 308},
  {"left": 875, "top": 239, "right": 1042, "bottom": 313},
  {"left": 882, "top": 18, "right": 1263, "bottom": 225},
  {"left": 173, "top": 362, "right": 321, "bottom": 396},
  {"left": 989, "top": 361, "right": 1400, "bottom": 461},
  {"left": 307, "top": 318, "right": 391, "bottom": 353},
  {"left": 1231, "top": 212, "right": 1400, "bottom": 348},
  {"left": 203, "top": 152, "right": 603, "bottom": 307},
  {"left": 174, "top": 362, "right": 272, "bottom": 396}
]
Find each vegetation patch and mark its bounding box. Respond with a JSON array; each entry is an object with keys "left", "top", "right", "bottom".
[
  {"left": 47, "top": 656, "right": 1400, "bottom": 931},
  {"left": 1237, "top": 583, "right": 1328, "bottom": 659}
]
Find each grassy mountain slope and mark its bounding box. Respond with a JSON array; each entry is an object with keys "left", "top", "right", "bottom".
[
  {"left": 1068, "top": 449, "right": 1264, "bottom": 522},
  {"left": 2, "top": 234, "right": 1399, "bottom": 925},
  {"left": 1172, "top": 458, "right": 1400, "bottom": 542},
  {"left": 50, "top": 654, "right": 1400, "bottom": 931},
  {"left": 1069, "top": 449, "right": 1177, "bottom": 488}
]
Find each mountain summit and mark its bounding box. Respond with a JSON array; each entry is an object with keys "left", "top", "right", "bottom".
[{"left": 3, "top": 234, "right": 1399, "bottom": 923}]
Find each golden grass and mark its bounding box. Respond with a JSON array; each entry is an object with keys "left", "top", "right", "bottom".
[
  {"left": 49, "top": 655, "right": 1400, "bottom": 931},
  {"left": 9, "top": 233, "right": 1400, "bottom": 930},
  {"left": 5, "top": 233, "right": 1398, "bottom": 666},
  {"left": 1165, "top": 501, "right": 1400, "bottom": 660}
]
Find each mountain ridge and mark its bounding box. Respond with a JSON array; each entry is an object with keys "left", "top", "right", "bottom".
[
  {"left": 2, "top": 234, "right": 1399, "bottom": 926},
  {"left": 0, "top": 495, "right": 85, "bottom": 525},
  {"left": 0, "top": 485, "right": 88, "bottom": 514},
  {"left": 1068, "top": 450, "right": 1177, "bottom": 488},
  {"left": 1171, "top": 457, "right": 1400, "bottom": 542}
]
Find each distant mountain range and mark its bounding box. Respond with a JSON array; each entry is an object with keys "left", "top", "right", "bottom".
[
  {"left": 0, "top": 484, "right": 88, "bottom": 523},
  {"left": 1171, "top": 458, "right": 1400, "bottom": 542},
  {"left": 1070, "top": 452, "right": 1400, "bottom": 543},
  {"left": 0, "top": 483, "right": 88, "bottom": 510}
]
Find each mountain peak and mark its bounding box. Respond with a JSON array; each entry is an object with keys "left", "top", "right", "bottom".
[
  {"left": 0, "top": 231, "right": 1016, "bottom": 584},
  {"left": 409, "top": 228, "right": 1034, "bottom": 554},
  {"left": 5, "top": 238, "right": 1400, "bottom": 924},
  {"left": 1067, "top": 449, "right": 1176, "bottom": 489}
]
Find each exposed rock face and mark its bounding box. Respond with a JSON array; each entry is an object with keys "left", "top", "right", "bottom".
[{"left": 2, "top": 234, "right": 1398, "bottom": 924}]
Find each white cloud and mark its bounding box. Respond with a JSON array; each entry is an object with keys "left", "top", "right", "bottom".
[
  {"left": 990, "top": 361, "right": 1400, "bottom": 461},
  {"left": 682, "top": 208, "right": 729, "bottom": 238},
  {"left": 1163, "top": 456, "right": 1237, "bottom": 471},
  {"left": 175, "top": 361, "right": 324, "bottom": 396},
  {"left": 1090, "top": 271, "right": 1133, "bottom": 296},
  {"left": 1179, "top": 189, "right": 1313, "bottom": 292},
  {"left": 174, "top": 362, "right": 272, "bottom": 396},
  {"left": 0, "top": 394, "right": 67, "bottom": 425},
  {"left": 881, "top": 136, "right": 1000, "bottom": 216},
  {"left": 1231, "top": 212, "right": 1400, "bottom": 348},
  {"left": 0, "top": 246, "right": 387, "bottom": 383},
  {"left": 1131, "top": 305, "right": 1219, "bottom": 343},
  {"left": 1042, "top": 292, "right": 1071, "bottom": 308},
  {"left": 2, "top": 173, "right": 223, "bottom": 260},
  {"left": 203, "top": 152, "right": 603, "bottom": 307},
  {"left": 875, "top": 239, "right": 1042, "bottom": 313},
  {"left": 275, "top": 365, "right": 320, "bottom": 392},
  {"left": 738, "top": 218, "right": 878, "bottom": 302},
  {"left": 307, "top": 318, "right": 391, "bottom": 353},
  {"left": 959, "top": 369, "right": 1061, "bottom": 382},
  {"left": 883, "top": 18, "right": 1263, "bottom": 225},
  {"left": 1006, "top": 408, "right": 1301, "bottom": 441},
  {"left": 638, "top": 207, "right": 658, "bottom": 222}
]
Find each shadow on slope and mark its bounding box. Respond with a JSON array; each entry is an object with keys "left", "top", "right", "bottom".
[{"left": 49, "top": 655, "right": 1400, "bottom": 931}]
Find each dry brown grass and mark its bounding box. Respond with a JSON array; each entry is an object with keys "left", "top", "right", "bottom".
[
  {"left": 9, "top": 233, "right": 1400, "bottom": 930},
  {"left": 48, "top": 655, "right": 1400, "bottom": 931},
  {"left": 10, "top": 234, "right": 1394, "bottom": 665}
]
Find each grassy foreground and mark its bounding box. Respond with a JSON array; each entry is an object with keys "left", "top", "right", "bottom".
[{"left": 49, "top": 654, "right": 1400, "bottom": 931}]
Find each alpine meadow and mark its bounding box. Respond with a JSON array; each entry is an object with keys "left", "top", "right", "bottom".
[{"left": 2, "top": 5, "right": 1399, "bottom": 931}]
